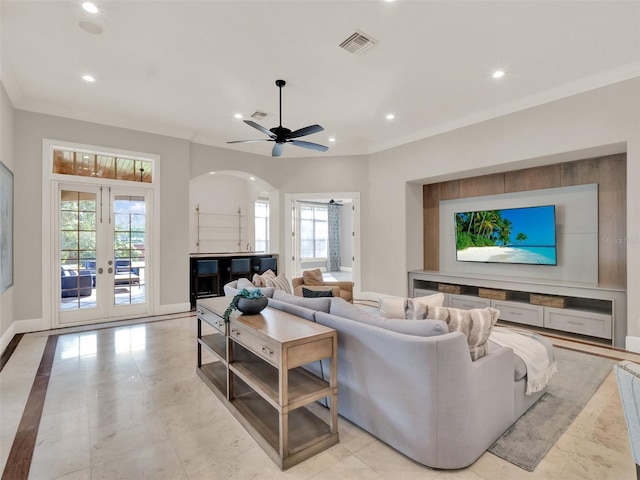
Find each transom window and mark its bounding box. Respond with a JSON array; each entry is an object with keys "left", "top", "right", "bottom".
[{"left": 53, "top": 149, "right": 153, "bottom": 183}]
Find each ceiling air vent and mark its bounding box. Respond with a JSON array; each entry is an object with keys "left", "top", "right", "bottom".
[
  {"left": 250, "top": 110, "right": 268, "bottom": 121},
  {"left": 338, "top": 30, "right": 377, "bottom": 55}
]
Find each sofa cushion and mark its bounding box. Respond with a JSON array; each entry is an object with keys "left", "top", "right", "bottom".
[
  {"left": 265, "top": 274, "right": 293, "bottom": 294},
  {"left": 302, "top": 268, "right": 324, "bottom": 286},
  {"left": 236, "top": 277, "right": 255, "bottom": 290},
  {"left": 303, "top": 287, "right": 333, "bottom": 298},
  {"left": 331, "top": 298, "right": 448, "bottom": 337},
  {"left": 273, "top": 289, "right": 331, "bottom": 313},
  {"left": 427, "top": 306, "right": 499, "bottom": 360}
]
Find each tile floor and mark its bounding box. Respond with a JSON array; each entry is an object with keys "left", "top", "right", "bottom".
[{"left": 1, "top": 313, "right": 638, "bottom": 480}]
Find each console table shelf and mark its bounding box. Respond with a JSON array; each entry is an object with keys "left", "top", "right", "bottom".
[
  {"left": 196, "top": 296, "right": 339, "bottom": 469},
  {"left": 409, "top": 271, "right": 627, "bottom": 347}
]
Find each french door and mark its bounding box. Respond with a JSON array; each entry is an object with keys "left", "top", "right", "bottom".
[{"left": 56, "top": 183, "right": 151, "bottom": 326}]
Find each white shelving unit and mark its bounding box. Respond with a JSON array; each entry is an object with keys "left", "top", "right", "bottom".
[{"left": 195, "top": 204, "right": 246, "bottom": 253}]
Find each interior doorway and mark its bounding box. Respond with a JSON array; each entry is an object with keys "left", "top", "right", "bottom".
[{"left": 286, "top": 193, "right": 360, "bottom": 297}]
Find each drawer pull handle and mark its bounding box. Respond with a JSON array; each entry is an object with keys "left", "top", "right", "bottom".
[
  {"left": 214, "top": 321, "right": 222, "bottom": 328},
  {"left": 231, "top": 329, "right": 240, "bottom": 336},
  {"left": 567, "top": 321, "right": 584, "bottom": 326},
  {"left": 261, "top": 346, "right": 273, "bottom": 356},
  {"left": 509, "top": 311, "right": 523, "bottom": 315},
  {"left": 196, "top": 310, "right": 203, "bottom": 315}
]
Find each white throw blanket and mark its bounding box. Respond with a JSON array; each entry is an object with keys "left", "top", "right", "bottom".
[{"left": 490, "top": 326, "right": 557, "bottom": 395}]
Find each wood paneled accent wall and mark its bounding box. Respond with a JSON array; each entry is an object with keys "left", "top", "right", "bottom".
[{"left": 423, "top": 154, "right": 627, "bottom": 287}]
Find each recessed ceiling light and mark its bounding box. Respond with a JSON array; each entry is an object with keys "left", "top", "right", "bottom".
[
  {"left": 82, "top": 74, "right": 95, "bottom": 82},
  {"left": 386, "top": 113, "right": 395, "bottom": 120},
  {"left": 328, "top": 137, "right": 336, "bottom": 143},
  {"left": 209, "top": 171, "right": 216, "bottom": 175},
  {"left": 82, "top": 2, "right": 99, "bottom": 14},
  {"left": 492, "top": 70, "right": 505, "bottom": 79},
  {"left": 234, "top": 113, "right": 243, "bottom": 119},
  {"left": 249, "top": 176, "right": 256, "bottom": 181}
]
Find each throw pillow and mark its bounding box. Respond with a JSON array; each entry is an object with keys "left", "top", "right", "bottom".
[
  {"left": 302, "top": 269, "right": 324, "bottom": 286},
  {"left": 427, "top": 306, "right": 499, "bottom": 360},
  {"left": 379, "top": 297, "right": 406, "bottom": 319},
  {"left": 265, "top": 274, "right": 292, "bottom": 294},
  {"left": 236, "top": 278, "right": 255, "bottom": 290},
  {"left": 252, "top": 273, "right": 264, "bottom": 287},
  {"left": 303, "top": 287, "right": 333, "bottom": 298}
]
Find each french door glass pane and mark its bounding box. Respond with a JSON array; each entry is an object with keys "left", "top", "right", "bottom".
[
  {"left": 60, "top": 190, "right": 96, "bottom": 310},
  {"left": 113, "top": 195, "right": 146, "bottom": 306}
]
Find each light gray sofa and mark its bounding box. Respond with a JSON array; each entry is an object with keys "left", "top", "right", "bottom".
[{"left": 267, "top": 291, "right": 548, "bottom": 469}]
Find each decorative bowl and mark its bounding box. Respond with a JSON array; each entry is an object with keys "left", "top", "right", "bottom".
[{"left": 237, "top": 296, "right": 268, "bottom": 315}]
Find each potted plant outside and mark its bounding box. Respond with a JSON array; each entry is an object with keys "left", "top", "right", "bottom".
[{"left": 223, "top": 288, "right": 268, "bottom": 321}]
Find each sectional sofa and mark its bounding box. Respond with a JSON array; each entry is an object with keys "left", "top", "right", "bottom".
[{"left": 264, "top": 290, "right": 550, "bottom": 469}]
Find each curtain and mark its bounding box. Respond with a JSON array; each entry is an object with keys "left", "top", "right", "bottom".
[{"left": 327, "top": 204, "right": 341, "bottom": 271}]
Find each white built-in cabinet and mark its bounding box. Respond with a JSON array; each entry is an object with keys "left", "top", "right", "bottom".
[{"left": 410, "top": 271, "right": 626, "bottom": 347}]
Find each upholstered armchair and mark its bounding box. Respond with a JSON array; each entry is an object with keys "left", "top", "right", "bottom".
[
  {"left": 614, "top": 360, "right": 640, "bottom": 479},
  {"left": 291, "top": 269, "right": 353, "bottom": 303}
]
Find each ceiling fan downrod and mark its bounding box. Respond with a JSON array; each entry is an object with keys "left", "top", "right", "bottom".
[{"left": 276, "top": 79, "right": 285, "bottom": 129}]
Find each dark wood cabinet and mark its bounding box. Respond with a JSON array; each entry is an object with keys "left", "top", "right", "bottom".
[{"left": 189, "top": 253, "right": 278, "bottom": 309}]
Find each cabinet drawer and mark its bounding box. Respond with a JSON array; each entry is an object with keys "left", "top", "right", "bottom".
[
  {"left": 544, "top": 308, "right": 612, "bottom": 339},
  {"left": 491, "top": 300, "right": 544, "bottom": 327},
  {"left": 230, "top": 321, "right": 281, "bottom": 367},
  {"left": 449, "top": 294, "right": 491, "bottom": 310},
  {"left": 197, "top": 304, "right": 227, "bottom": 335}
]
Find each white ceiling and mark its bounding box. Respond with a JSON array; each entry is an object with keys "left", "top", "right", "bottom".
[{"left": 2, "top": 1, "right": 639, "bottom": 158}]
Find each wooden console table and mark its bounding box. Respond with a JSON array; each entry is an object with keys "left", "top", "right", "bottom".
[{"left": 196, "top": 296, "right": 339, "bottom": 469}]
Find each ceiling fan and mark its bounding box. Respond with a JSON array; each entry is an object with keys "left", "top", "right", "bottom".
[{"left": 227, "top": 80, "right": 329, "bottom": 157}]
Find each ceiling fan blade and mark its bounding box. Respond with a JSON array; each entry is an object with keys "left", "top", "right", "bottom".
[
  {"left": 290, "top": 140, "right": 329, "bottom": 152},
  {"left": 272, "top": 142, "right": 284, "bottom": 157},
  {"left": 226, "top": 139, "right": 273, "bottom": 144},
  {"left": 288, "top": 124, "right": 324, "bottom": 139},
  {"left": 244, "top": 120, "right": 276, "bottom": 138}
]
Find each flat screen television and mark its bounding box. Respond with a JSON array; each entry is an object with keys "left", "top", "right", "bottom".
[{"left": 454, "top": 205, "right": 557, "bottom": 265}]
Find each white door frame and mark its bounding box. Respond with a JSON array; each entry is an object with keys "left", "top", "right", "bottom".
[
  {"left": 42, "top": 139, "right": 161, "bottom": 330},
  {"left": 284, "top": 192, "right": 361, "bottom": 298}
]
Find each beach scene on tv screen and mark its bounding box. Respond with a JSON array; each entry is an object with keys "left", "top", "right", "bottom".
[{"left": 455, "top": 205, "right": 557, "bottom": 265}]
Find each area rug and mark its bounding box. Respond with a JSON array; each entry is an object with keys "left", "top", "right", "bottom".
[{"left": 488, "top": 347, "right": 615, "bottom": 472}]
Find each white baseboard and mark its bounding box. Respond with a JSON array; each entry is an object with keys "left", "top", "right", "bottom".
[
  {"left": 154, "top": 302, "right": 191, "bottom": 316},
  {"left": 1, "top": 318, "right": 46, "bottom": 354},
  {"left": 339, "top": 267, "right": 353, "bottom": 272},
  {"left": 626, "top": 335, "right": 640, "bottom": 354}
]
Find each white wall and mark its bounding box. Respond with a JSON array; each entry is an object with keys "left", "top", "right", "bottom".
[
  {"left": 0, "top": 83, "right": 15, "bottom": 346},
  {"left": 190, "top": 174, "right": 251, "bottom": 253},
  {"left": 367, "top": 78, "right": 640, "bottom": 345}
]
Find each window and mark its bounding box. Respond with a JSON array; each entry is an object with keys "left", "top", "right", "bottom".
[
  {"left": 300, "top": 204, "right": 328, "bottom": 259},
  {"left": 53, "top": 149, "right": 153, "bottom": 183},
  {"left": 255, "top": 200, "right": 269, "bottom": 253}
]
